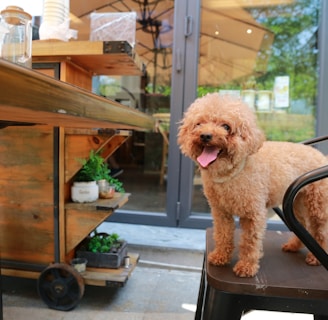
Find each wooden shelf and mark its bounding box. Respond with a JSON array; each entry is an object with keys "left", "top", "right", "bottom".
[
  {"left": 83, "top": 252, "right": 139, "bottom": 287},
  {"left": 65, "top": 193, "right": 130, "bottom": 211},
  {"left": 32, "top": 40, "right": 145, "bottom": 76}
]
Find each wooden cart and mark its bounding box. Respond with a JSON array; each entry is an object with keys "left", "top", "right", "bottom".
[{"left": 0, "top": 41, "right": 155, "bottom": 310}]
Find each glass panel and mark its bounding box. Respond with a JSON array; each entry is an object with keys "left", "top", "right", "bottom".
[
  {"left": 89, "top": 1, "right": 174, "bottom": 214},
  {"left": 192, "top": 0, "right": 320, "bottom": 215}
]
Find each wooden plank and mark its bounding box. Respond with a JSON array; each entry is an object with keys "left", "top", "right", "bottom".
[
  {"left": 83, "top": 252, "right": 139, "bottom": 286},
  {"left": 64, "top": 130, "right": 130, "bottom": 182},
  {"left": 32, "top": 40, "right": 106, "bottom": 56},
  {"left": 1, "top": 252, "right": 139, "bottom": 286},
  {"left": 65, "top": 208, "right": 114, "bottom": 254},
  {"left": 0, "top": 204, "right": 55, "bottom": 264},
  {"left": 0, "top": 125, "right": 56, "bottom": 265},
  {"left": 32, "top": 40, "right": 144, "bottom": 76},
  {"left": 64, "top": 131, "right": 115, "bottom": 182},
  {"left": 1, "top": 269, "right": 40, "bottom": 280},
  {"left": 65, "top": 193, "right": 130, "bottom": 211},
  {"left": 60, "top": 61, "right": 92, "bottom": 90},
  {"left": 99, "top": 135, "right": 130, "bottom": 161},
  {"left": 0, "top": 59, "right": 155, "bottom": 130},
  {"left": 59, "top": 127, "right": 66, "bottom": 263}
]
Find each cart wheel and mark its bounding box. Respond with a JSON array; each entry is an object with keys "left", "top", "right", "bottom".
[{"left": 37, "top": 263, "right": 85, "bottom": 311}]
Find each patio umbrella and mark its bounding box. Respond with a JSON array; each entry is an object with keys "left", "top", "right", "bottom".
[
  {"left": 69, "top": 0, "right": 273, "bottom": 87},
  {"left": 198, "top": 5, "right": 274, "bottom": 85},
  {"left": 70, "top": 0, "right": 174, "bottom": 90}
]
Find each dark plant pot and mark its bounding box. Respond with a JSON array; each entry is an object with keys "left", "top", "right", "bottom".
[{"left": 76, "top": 240, "right": 128, "bottom": 269}]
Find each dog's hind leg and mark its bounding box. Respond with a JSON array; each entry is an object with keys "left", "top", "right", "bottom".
[
  {"left": 303, "top": 182, "right": 328, "bottom": 266},
  {"left": 282, "top": 195, "right": 305, "bottom": 253}
]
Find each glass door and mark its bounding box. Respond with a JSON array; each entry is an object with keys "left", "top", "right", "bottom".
[
  {"left": 73, "top": 0, "right": 323, "bottom": 228},
  {"left": 87, "top": 0, "right": 178, "bottom": 226},
  {"left": 178, "top": 0, "right": 321, "bottom": 227}
]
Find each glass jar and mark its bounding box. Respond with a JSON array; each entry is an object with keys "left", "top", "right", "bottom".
[
  {"left": 98, "top": 179, "right": 115, "bottom": 199},
  {"left": 0, "top": 6, "right": 32, "bottom": 68}
]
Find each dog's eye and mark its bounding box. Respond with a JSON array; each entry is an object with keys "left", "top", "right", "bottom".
[{"left": 222, "top": 124, "right": 231, "bottom": 132}]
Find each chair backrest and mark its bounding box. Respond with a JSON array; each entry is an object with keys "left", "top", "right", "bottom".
[
  {"left": 279, "top": 134, "right": 328, "bottom": 270},
  {"left": 282, "top": 165, "right": 328, "bottom": 270}
]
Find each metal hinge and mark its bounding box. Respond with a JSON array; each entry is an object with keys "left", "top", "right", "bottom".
[{"left": 176, "top": 201, "right": 181, "bottom": 224}]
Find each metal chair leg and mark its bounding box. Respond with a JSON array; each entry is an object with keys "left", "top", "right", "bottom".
[{"left": 195, "top": 255, "right": 206, "bottom": 320}]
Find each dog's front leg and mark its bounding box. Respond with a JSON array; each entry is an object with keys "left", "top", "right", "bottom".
[
  {"left": 208, "top": 212, "right": 235, "bottom": 266},
  {"left": 233, "top": 215, "right": 266, "bottom": 277}
]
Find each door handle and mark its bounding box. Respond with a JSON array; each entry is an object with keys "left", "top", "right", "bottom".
[{"left": 184, "top": 15, "right": 193, "bottom": 37}]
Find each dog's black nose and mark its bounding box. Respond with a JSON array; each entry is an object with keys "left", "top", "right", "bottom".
[{"left": 200, "top": 133, "right": 212, "bottom": 142}]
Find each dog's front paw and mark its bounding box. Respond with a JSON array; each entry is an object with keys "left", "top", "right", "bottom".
[
  {"left": 208, "top": 250, "right": 231, "bottom": 266},
  {"left": 233, "top": 260, "right": 259, "bottom": 277},
  {"left": 305, "top": 252, "right": 321, "bottom": 266}
]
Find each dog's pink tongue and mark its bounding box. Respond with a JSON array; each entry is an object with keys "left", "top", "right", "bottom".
[{"left": 197, "top": 147, "right": 220, "bottom": 168}]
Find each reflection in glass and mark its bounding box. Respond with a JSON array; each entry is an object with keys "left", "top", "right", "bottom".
[
  {"left": 88, "top": 1, "right": 174, "bottom": 214},
  {"left": 192, "top": 0, "right": 319, "bottom": 215}
]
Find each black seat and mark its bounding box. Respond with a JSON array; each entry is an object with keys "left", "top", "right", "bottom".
[{"left": 196, "top": 228, "right": 328, "bottom": 320}]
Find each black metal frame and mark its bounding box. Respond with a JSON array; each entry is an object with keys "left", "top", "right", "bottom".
[
  {"left": 281, "top": 165, "right": 328, "bottom": 269},
  {"left": 274, "top": 135, "right": 328, "bottom": 270}
]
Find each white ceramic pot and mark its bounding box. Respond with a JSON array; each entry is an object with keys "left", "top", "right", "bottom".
[{"left": 71, "top": 181, "right": 99, "bottom": 203}]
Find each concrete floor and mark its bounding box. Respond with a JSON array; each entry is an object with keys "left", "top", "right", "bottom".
[
  {"left": 2, "top": 266, "right": 201, "bottom": 320},
  {"left": 1, "top": 223, "right": 313, "bottom": 319}
]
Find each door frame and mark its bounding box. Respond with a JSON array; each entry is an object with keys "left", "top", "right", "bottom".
[{"left": 167, "top": 0, "right": 212, "bottom": 228}]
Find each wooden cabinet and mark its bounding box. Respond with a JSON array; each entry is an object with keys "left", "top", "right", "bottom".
[{"left": 0, "top": 41, "right": 155, "bottom": 308}]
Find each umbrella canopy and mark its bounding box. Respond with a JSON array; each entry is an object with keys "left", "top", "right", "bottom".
[
  {"left": 70, "top": 0, "right": 174, "bottom": 87},
  {"left": 69, "top": 0, "right": 273, "bottom": 87},
  {"left": 198, "top": 5, "right": 274, "bottom": 85}
]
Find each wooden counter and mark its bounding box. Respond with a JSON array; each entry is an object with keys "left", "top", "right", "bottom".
[
  {"left": 0, "top": 42, "right": 153, "bottom": 307},
  {"left": 0, "top": 58, "right": 155, "bottom": 130},
  {"left": 0, "top": 57, "right": 145, "bottom": 264}
]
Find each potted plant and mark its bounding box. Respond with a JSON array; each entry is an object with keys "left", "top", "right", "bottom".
[
  {"left": 76, "top": 230, "right": 128, "bottom": 268},
  {"left": 71, "top": 150, "right": 125, "bottom": 203},
  {"left": 74, "top": 150, "right": 104, "bottom": 182}
]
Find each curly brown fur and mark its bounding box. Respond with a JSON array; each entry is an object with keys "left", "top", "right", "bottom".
[{"left": 177, "top": 93, "right": 328, "bottom": 277}]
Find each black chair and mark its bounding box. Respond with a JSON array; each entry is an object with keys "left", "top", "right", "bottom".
[{"left": 195, "top": 138, "right": 328, "bottom": 320}]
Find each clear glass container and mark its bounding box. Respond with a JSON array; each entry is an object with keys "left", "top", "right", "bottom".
[
  {"left": 98, "top": 179, "right": 115, "bottom": 199},
  {"left": 0, "top": 6, "right": 32, "bottom": 68}
]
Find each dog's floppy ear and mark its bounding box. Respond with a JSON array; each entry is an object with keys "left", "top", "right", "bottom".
[
  {"left": 177, "top": 118, "right": 193, "bottom": 157},
  {"left": 239, "top": 118, "right": 265, "bottom": 155}
]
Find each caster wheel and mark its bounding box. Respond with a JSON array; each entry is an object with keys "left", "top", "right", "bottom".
[{"left": 37, "top": 263, "right": 85, "bottom": 311}]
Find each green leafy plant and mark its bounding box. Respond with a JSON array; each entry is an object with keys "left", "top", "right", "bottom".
[
  {"left": 87, "top": 231, "right": 122, "bottom": 253},
  {"left": 74, "top": 150, "right": 104, "bottom": 182},
  {"left": 74, "top": 150, "right": 125, "bottom": 192}
]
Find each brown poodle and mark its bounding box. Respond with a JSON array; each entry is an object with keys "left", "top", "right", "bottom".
[{"left": 177, "top": 93, "right": 328, "bottom": 277}]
